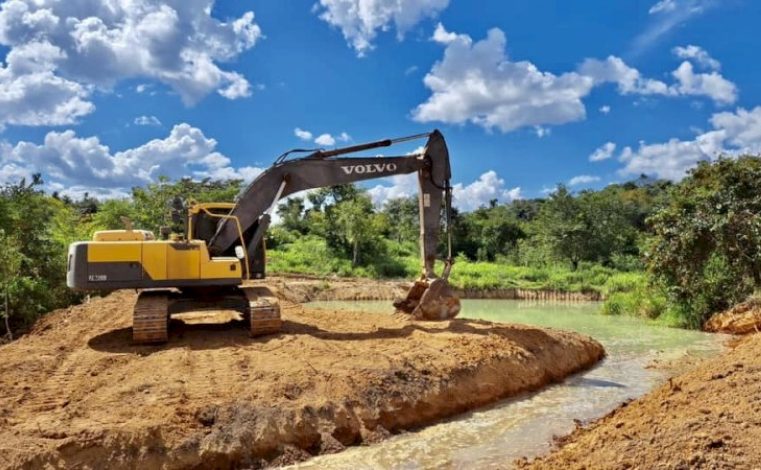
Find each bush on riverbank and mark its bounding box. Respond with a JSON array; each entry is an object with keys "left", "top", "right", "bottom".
[{"left": 269, "top": 235, "right": 623, "bottom": 293}]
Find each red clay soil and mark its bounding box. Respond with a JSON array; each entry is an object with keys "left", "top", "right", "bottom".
[
  {"left": 0, "top": 284, "right": 603, "bottom": 469},
  {"left": 704, "top": 298, "right": 761, "bottom": 335},
  {"left": 519, "top": 333, "right": 761, "bottom": 470}
]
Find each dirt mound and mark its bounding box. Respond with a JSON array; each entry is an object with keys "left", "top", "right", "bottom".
[
  {"left": 704, "top": 298, "right": 761, "bottom": 334},
  {"left": 0, "top": 286, "right": 603, "bottom": 469},
  {"left": 268, "top": 277, "right": 410, "bottom": 303},
  {"left": 519, "top": 333, "right": 761, "bottom": 470}
]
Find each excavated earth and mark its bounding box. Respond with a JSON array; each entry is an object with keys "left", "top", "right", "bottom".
[
  {"left": 519, "top": 333, "right": 761, "bottom": 470},
  {"left": 0, "top": 281, "right": 603, "bottom": 469},
  {"left": 704, "top": 298, "right": 761, "bottom": 334}
]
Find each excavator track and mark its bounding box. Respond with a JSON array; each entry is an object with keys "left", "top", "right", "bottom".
[
  {"left": 242, "top": 286, "right": 281, "bottom": 337},
  {"left": 133, "top": 290, "right": 170, "bottom": 344}
]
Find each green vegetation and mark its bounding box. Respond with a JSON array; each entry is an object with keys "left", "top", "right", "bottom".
[
  {"left": 0, "top": 176, "right": 87, "bottom": 340},
  {"left": 3, "top": 155, "right": 761, "bottom": 338}
]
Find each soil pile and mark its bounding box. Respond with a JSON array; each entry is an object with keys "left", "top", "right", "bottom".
[
  {"left": 705, "top": 298, "right": 761, "bottom": 334},
  {"left": 519, "top": 333, "right": 761, "bottom": 470},
  {"left": 0, "top": 285, "right": 603, "bottom": 469}
]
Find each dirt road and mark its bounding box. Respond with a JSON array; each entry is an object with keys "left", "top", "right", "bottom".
[
  {"left": 520, "top": 333, "right": 761, "bottom": 469},
  {"left": 0, "top": 285, "right": 603, "bottom": 469}
]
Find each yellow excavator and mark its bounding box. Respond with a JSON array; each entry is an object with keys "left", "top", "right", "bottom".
[{"left": 66, "top": 131, "right": 460, "bottom": 343}]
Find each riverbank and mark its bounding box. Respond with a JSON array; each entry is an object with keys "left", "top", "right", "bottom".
[
  {"left": 270, "top": 276, "right": 603, "bottom": 302},
  {"left": 519, "top": 333, "right": 761, "bottom": 469},
  {"left": 0, "top": 284, "right": 603, "bottom": 469}
]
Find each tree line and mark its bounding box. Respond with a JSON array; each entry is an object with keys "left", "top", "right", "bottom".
[{"left": 1, "top": 156, "right": 760, "bottom": 338}]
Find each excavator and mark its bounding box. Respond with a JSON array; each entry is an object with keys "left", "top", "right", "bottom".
[{"left": 66, "top": 130, "right": 460, "bottom": 343}]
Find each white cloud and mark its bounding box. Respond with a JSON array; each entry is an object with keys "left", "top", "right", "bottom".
[
  {"left": 589, "top": 142, "right": 617, "bottom": 162},
  {"left": 579, "top": 56, "right": 671, "bottom": 95},
  {"left": 413, "top": 25, "right": 595, "bottom": 133},
  {"left": 404, "top": 65, "right": 418, "bottom": 76},
  {"left": 599, "top": 105, "right": 611, "bottom": 114},
  {"left": 431, "top": 22, "right": 458, "bottom": 44},
  {"left": 294, "top": 127, "right": 313, "bottom": 141},
  {"left": 453, "top": 171, "right": 521, "bottom": 211},
  {"left": 619, "top": 106, "right": 761, "bottom": 180},
  {"left": 649, "top": 0, "right": 677, "bottom": 14},
  {"left": 580, "top": 55, "right": 736, "bottom": 105},
  {"left": 134, "top": 115, "right": 161, "bottom": 127},
  {"left": 671, "top": 61, "right": 737, "bottom": 105},
  {"left": 0, "top": 0, "right": 262, "bottom": 127},
  {"left": 315, "top": 133, "right": 336, "bottom": 146},
  {"left": 534, "top": 126, "right": 551, "bottom": 138},
  {"left": 0, "top": 41, "right": 94, "bottom": 127},
  {"left": 367, "top": 170, "right": 521, "bottom": 211},
  {"left": 0, "top": 123, "right": 264, "bottom": 195},
  {"left": 635, "top": 0, "right": 714, "bottom": 54},
  {"left": 414, "top": 24, "right": 737, "bottom": 134},
  {"left": 367, "top": 173, "right": 417, "bottom": 206},
  {"left": 568, "top": 174, "right": 601, "bottom": 186},
  {"left": 295, "top": 128, "right": 351, "bottom": 146},
  {"left": 316, "top": 0, "right": 449, "bottom": 55},
  {"left": 217, "top": 72, "right": 252, "bottom": 100},
  {"left": 673, "top": 45, "right": 720, "bottom": 70}
]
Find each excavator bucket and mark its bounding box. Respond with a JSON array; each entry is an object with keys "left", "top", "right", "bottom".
[{"left": 394, "top": 277, "right": 461, "bottom": 321}]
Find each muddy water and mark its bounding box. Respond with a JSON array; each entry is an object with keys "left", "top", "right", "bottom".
[{"left": 290, "top": 299, "right": 726, "bottom": 469}]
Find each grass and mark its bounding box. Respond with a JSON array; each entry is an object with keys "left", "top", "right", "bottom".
[
  {"left": 268, "top": 236, "right": 625, "bottom": 294},
  {"left": 269, "top": 237, "right": 706, "bottom": 327}
]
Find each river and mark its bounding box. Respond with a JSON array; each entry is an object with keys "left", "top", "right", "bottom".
[{"left": 287, "top": 299, "right": 726, "bottom": 469}]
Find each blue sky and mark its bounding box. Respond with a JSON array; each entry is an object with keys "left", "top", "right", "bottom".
[{"left": 0, "top": 0, "right": 760, "bottom": 210}]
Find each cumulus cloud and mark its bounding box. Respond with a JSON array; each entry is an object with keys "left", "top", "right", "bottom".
[
  {"left": 568, "top": 174, "right": 601, "bottom": 186},
  {"left": 296, "top": 128, "right": 352, "bottom": 147},
  {"left": 599, "top": 105, "right": 611, "bottom": 114},
  {"left": 0, "top": 123, "right": 264, "bottom": 196},
  {"left": 413, "top": 25, "right": 595, "bottom": 133},
  {"left": 579, "top": 56, "right": 671, "bottom": 95},
  {"left": 0, "top": 0, "right": 262, "bottom": 128},
  {"left": 316, "top": 0, "right": 449, "bottom": 55},
  {"left": 589, "top": 142, "right": 617, "bottom": 162},
  {"left": 314, "top": 133, "right": 336, "bottom": 146},
  {"left": 453, "top": 171, "right": 521, "bottom": 211},
  {"left": 134, "top": 115, "right": 161, "bottom": 127},
  {"left": 671, "top": 61, "right": 737, "bottom": 105},
  {"left": 414, "top": 24, "right": 737, "bottom": 134},
  {"left": 294, "top": 127, "right": 313, "bottom": 141},
  {"left": 0, "top": 41, "right": 94, "bottom": 127},
  {"left": 581, "top": 54, "right": 736, "bottom": 105},
  {"left": 367, "top": 170, "right": 521, "bottom": 211},
  {"left": 367, "top": 173, "right": 418, "bottom": 206},
  {"left": 618, "top": 106, "right": 761, "bottom": 180},
  {"left": 673, "top": 45, "right": 720, "bottom": 70}
]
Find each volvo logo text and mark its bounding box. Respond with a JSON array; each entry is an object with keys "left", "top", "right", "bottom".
[{"left": 341, "top": 163, "right": 398, "bottom": 175}]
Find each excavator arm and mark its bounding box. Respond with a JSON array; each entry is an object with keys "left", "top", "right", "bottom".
[{"left": 203, "top": 130, "right": 460, "bottom": 320}]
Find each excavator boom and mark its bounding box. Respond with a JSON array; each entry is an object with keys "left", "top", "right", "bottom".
[
  {"left": 66, "top": 130, "right": 460, "bottom": 343},
  {"left": 201, "top": 130, "right": 460, "bottom": 320}
]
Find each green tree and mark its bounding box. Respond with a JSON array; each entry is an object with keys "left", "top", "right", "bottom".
[
  {"left": 0, "top": 231, "right": 24, "bottom": 340},
  {"left": 334, "top": 193, "right": 383, "bottom": 266},
  {"left": 647, "top": 156, "right": 761, "bottom": 326},
  {"left": 277, "top": 197, "right": 308, "bottom": 234},
  {"left": 382, "top": 196, "right": 419, "bottom": 245}
]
